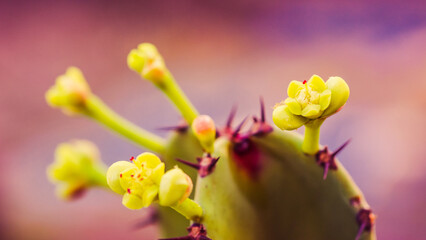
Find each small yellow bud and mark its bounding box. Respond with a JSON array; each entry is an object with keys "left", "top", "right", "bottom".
[
  {"left": 159, "top": 167, "right": 193, "bottom": 207},
  {"left": 47, "top": 140, "right": 106, "bottom": 200},
  {"left": 272, "top": 105, "right": 307, "bottom": 130},
  {"left": 192, "top": 115, "right": 216, "bottom": 153},
  {"left": 45, "top": 67, "right": 91, "bottom": 115},
  {"left": 322, "top": 76, "right": 350, "bottom": 117},
  {"left": 127, "top": 43, "right": 167, "bottom": 84}
]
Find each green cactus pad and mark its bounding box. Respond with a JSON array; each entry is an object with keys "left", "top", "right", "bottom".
[{"left": 193, "top": 130, "right": 375, "bottom": 240}]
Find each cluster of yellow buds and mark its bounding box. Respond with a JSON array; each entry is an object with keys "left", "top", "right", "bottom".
[
  {"left": 45, "top": 67, "right": 91, "bottom": 115},
  {"left": 192, "top": 115, "right": 216, "bottom": 154},
  {"left": 47, "top": 140, "right": 107, "bottom": 200},
  {"left": 273, "top": 75, "right": 350, "bottom": 154},
  {"left": 127, "top": 43, "right": 168, "bottom": 85},
  {"left": 273, "top": 75, "right": 349, "bottom": 130}
]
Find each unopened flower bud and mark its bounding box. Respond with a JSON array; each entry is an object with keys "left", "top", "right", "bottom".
[
  {"left": 321, "top": 76, "right": 350, "bottom": 117},
  {"left": 159, "top": 167, "right": 193, "bottom": 207},
  {"left": 127, "top": 43, "right": 167, "bottom": 84},
  {"left": 192, "top": 115, "right": 216, "bottom": 153},
  {"left": 47, "top": 140, "right": 106, "bottom": 200},
  {"left": 45, "top": 67, "right": 91, "bottom": 115}
]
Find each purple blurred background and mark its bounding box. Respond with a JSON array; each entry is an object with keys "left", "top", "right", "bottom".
[{"left": 1, "top": 0, "right": 426, "bottom": 239}]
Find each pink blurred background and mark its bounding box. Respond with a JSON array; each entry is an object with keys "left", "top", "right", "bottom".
[{"left": 1, "top": 0, "right": 426, "bottom": 239}]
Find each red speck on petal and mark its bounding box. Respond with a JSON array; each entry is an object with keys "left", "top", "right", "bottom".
[
  {"left": 130, "top": 156, "right": 135, "bottom": 162},
  {"left": 303, "top": 80, "right": 307, "bottom": 84},
  {"left": 127, "top": 189, "right": 131, "bottom": 194},
  {"left": 130, "top": 174, "right": 134, "bottom": 177},
  {"left": 120, "top": 173, "right": 122, "bottom": 178}
]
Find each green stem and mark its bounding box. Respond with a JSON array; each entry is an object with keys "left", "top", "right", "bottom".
[
  {"left": 90, "top": 166, "right": 109, "bottom": 188},
  {"left": 171, "top": 198, "right": 203, "bottom": 222},
  {"left": 84, "top": 95, "right": 166, "bottom": 153},
  {"left": 157, "top": 72, "right": 199, "bottom": 125},
  {"left": 302, "top": 119, "right": 324, "bottom": 154}
]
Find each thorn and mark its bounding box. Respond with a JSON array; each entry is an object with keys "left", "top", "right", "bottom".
[
  {"left": 176, "top": 156, "right": 219, "bottom": 178},
  {"left": 232, "top": 116, "right": 248, "bottom": 138},
  {"left": 331, "top": 139, "right": 351, "bottom": 158},
  {"left": 197, "top": 156, "right": 220, "bottom": 177},
  {"left": 323, "top": 162, "right": 329, "bottom": 180},
  {"left": 315, "top": 139, "right": 351, "bottom": 179},
  {"left": 349, "top": 196, "right": 361, "bottom": 208},
  {"left": 226, "top": 105, "right": 238, "bottom": 128},
  {"left": 157, "top": 125, "right": 188, "bottom": 133},
  {"left": 176, "top": 159, "right": 200, "bottom": 169},
  {"left": 159, "top": 223, "right": 211, "bottom": 240},
  {"left": 355, "top": 208, "right": 376, "bottom": 240},
  {"left": 248, "top": 97, "right": 273, "bottom": 137},
  {"left": 355, "top": 221, "right": 367, "bottom": 240},
  {"left": 259, "top": 96, "right": 265, "bottom": 122}
]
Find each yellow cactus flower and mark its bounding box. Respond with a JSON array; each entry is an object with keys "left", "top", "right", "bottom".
[
  {"left": 273, "top": 75, "right": 349, "bottom": 131},
  {"left": 45, "top": 67, "right": 91, "bottom": 115},
  {"left": 106, "top": 152, "right": 165, "bottom": 210},
  {"left": 47, "top": 140, "right": 107, "bottom": 200},
  {"left": 273, "top": 75, "right": 350, "bottom": 154},
  {"left": 192, "top": 115, "right": 216, "bottom": 153},
  {"left": 107, "top": 153, "right": 202, "bottom": 220}
]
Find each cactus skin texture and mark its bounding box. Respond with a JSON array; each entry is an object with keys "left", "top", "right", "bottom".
[
  {"left": 163, "top": 113, "right": 375, "bottom": 240},
  {"left": 196, "top": 131, "right": 374, "bottom": 240},
  {"left": 46, "top": 43, "right": 376, "bottom": 240}
]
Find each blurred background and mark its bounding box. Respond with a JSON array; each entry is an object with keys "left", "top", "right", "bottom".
[{"left": 1, "top": 0, "right": 426, "bottom": 239}]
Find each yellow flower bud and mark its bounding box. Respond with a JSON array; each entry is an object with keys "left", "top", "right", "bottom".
[
  {"left": 159, "top": 167, "right": 193, "bottom": 207},
  {"left": 272, "top": 105, "right": 307, "bottom": 130},
  {"left": 192, "top": 115, "right": 216, "bottom": 153},
  {"left": 127, "top": 43, "right": 167, "bottom": 84},
  {"left": 45, "top": 67, "right": 91, "bottom": 115},
  {"left": 47, "top": 140, "right": 106, "bottom": 200},
  {"left": 322, "top": 77, "right": 350, "bottom": 117}
]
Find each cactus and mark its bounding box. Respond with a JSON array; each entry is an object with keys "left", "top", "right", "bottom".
[{"left": 46, "top": 43, "right": 376, "bottom": 240}]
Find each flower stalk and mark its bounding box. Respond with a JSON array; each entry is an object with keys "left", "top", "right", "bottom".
[
  {"left": 302, "top": 119, "right": 324, "bottom": 154},
  {"left": 84, "top": 95, "right": 166, "bottom": 153},
  {"left": 160, "top": 72, "right": 199, "bottom": 125},
  {"left": 128, "top": 43, "right": 199, "bottom": 124},
  {"left": 170, "top": 198, "right": 203, "bottom": 222},
  {"left": 45, "top": 67, "right": 166, "bottom": 154}
]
